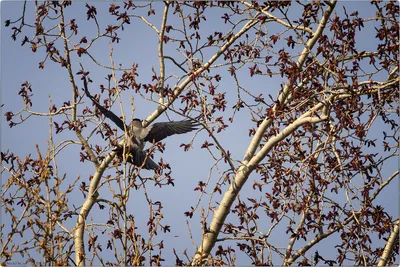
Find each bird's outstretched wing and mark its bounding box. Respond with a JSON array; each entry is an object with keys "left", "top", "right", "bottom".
[
  {"left": 84, "top": 87, "right": 126, "bottom": 131},
  {"left": 144, "top": 120, "right": 199, "bottom": 143}
]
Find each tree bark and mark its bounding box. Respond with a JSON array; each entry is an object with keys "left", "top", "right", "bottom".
[
  {"left": 192, "top": 1, "right": 337, "bottom": 263},
  {"left": 377, "top": 218, "right": 399, "bottom": 266}
]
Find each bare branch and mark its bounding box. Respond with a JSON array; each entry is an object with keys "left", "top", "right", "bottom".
[{"left": 377, "top": 218, "right": 400, "bottom": 266}]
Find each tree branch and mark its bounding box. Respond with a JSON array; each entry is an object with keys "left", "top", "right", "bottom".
[
  {"left": 377, "top": 218, "right": 400, "bottom": 266},
  {"left": 143, "top": 7, "right": 268, "bottom": 126},
  {"left": 192, "top": 3, "right": 338, "bottom": 262},
  {"left": 74, "top": 150, "right": 117, "bottom": 266},
  {"left": 157, "top": 1, "right": 169, "bottom": 106},
  {"left": 193, "top": 113, "right": 328, "bottom": 263},
  {"left": 242, "top": 0, "right": 337, "bottom": 164},
  {"left": 241, "top": 1, "right": 314, "bottom": 34}
]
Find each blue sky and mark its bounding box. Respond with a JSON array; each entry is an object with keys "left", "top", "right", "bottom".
[{"left": 1, "top": 1, "right": 398, "bottom": 265}]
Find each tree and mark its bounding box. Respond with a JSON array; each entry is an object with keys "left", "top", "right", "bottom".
[{"left": 1, "top": 1, "right": 399, "bottom": 266}]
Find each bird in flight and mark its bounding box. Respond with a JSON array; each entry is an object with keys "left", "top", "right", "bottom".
[{"left": 84, "top": 87, "right": 198, "bottom": 170}]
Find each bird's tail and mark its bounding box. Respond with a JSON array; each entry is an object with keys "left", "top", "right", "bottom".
[
  {"left": 142, "top": 156, "right": 160, "bottom": 170},
  {"left": 118, "top": 147, "right": 160, "bottom": 171}
]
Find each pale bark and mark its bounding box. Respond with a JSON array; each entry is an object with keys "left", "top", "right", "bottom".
[
  {"left": 241, "top": 1, "right": 314, "bottom": 34},
  {"left": 157, "top": 2, "right": 169, "bottom": 106},
  {"left": 284, "top": 161, "right": 399, "bottom": 265},
  {"left": 242, "top": 0, "right": 337, "bottom": 164},
  {"left": 74, "top": 151, "right": 117, "bottom": 266},
  {"left": 73, "top": 6, "right": 270, "bottom": 264},
  {"left": 143, "top": 7, "right": 270, "bottom": 126},
  {"left": 377, "top": 218, "right": 399, "bottom": 266},
  {"left": 283, "top": 213, "right": 358, "bottom": 266},
  {"left": 192, "top": 1, "right": 337, "bottom": 263},
  {"left": 193, "top": 115, "right": 328, "bottom": 263}
]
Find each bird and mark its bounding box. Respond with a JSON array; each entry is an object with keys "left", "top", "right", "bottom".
[
  {"left": 121, "top": 118, "right": 198, "bottom": 170},
  {"left": 84, "top": 87, "right": 198, "bottom": 170}
]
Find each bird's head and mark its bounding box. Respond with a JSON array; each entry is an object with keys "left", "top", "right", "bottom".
[{"left": 130, "top": 118, "right": 143, "bottom": 128}]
